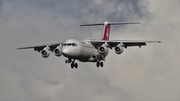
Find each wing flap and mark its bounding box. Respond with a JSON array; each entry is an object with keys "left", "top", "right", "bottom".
[{"left": 122, "top": 42, "right": 146, "bottom": 48}]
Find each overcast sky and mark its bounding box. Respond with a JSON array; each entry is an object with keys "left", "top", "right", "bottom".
[{"left": 0, "top": 0, "right": 180, "bottom": 101}]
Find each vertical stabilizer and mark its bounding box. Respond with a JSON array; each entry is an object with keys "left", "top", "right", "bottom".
[{"left": 102, "top": 21, "right": 110, "bottom": 40}]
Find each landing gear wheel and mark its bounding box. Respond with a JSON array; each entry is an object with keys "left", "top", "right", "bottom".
[
  {"left": 96, "top": 62, "right": 99, "bottom": 67},
  {"left": 65, "top": 60, "right": 68, "bottom": 64},
  {"left": 71, "top": 63, "right": 74, "bottom": 69},
  {"left": 74, "top": 63, "right": 78, "bottom": 68},
  {"left": 100, "top": 62, "right": 103, "bottom": 67}
]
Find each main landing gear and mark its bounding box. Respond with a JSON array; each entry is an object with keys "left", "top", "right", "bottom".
[
  {"left": 65, "top": 58, "right": 72, "bottom": 63},
  {"left": 65, "top": 58, "right": 78, "bottom": 69},
  {"left": 96, "top": 61, "right": 103, "bottom": 67}
]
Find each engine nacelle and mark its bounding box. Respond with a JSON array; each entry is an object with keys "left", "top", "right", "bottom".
[
  {"left": 53, "top": 46, "right": 62, "bottom": 57},
  {"left": 114, "top": 44, "right": 124, "bottom": 54},
  {"left": 41, "top": 46, "right": 50, "bottom": 58},
  {"left": 98, "top": 44, "right": 108, "bottom": 54}
]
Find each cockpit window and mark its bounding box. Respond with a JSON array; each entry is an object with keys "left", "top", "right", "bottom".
[
  {"left": 63, "top": 43, "right": 77, "bottom": 46},
  {"left": 72, "top": 43, "right": 77, "bottom": 46},
  {"left": 67, "top": 43, "right": 71, "bottom": 46}
]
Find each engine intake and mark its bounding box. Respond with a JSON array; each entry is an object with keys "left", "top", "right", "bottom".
[
  {"left": 98, "top": 44, "right": 108, "bottom": 54},
  {"left": 41, "top": 46, "right": 50, "bottom": 58},
  {"left": 53, "top": 46, "right": 62, "bottom": 57},
  {"left": 114, "top": 44, "right": 124, "bottom": 54}
]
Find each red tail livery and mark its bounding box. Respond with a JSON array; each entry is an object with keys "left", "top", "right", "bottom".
[{"left": 102, "top": 22, "right": 110, "bottom": 40}]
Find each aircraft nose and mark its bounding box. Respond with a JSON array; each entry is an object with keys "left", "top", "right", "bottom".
[
  {"left": 62, "top": 48, "right": 69, "bottom": 56},
  {"left": 62, "top": 46, "right": 80, "bottom": 57}
]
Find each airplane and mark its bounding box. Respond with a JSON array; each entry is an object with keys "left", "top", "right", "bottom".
[{"left": 17, "top": 21, "right": 160, "bottom": 69}]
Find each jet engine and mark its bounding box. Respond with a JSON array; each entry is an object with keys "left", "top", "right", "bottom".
[
  {"left": 41, "top": 46, "right": 51, "bottom": 58},
  {"left": 114, "top": 44, "right": 124, "bottom": 54},
  {"left": 53, "top": 45, "right": 62, "bottom": 57},
  {"left": 98, "top": 44, "right": 108, "bottom": 54}
]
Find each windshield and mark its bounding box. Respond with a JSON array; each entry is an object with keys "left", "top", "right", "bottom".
[{"left": 63, "top": 43, "right": 77, "bottom": 46}]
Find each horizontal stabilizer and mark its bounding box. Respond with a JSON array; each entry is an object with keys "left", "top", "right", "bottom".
[
  {"left": 80, "top": 21, "right": 140, "bottom": 26},
  {"left": 105, "top": 22, "right": 140, "bottom": 25},
  {"left": 80, "top": 23, "right": 104, "bottom": 26}
]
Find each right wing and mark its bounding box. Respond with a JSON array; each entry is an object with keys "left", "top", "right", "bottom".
[{"left": 17, "top": 43, "right": 63, "bottom": 52}]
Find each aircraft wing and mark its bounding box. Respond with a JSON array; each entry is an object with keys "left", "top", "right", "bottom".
[
  {"left": 17, "top": 43, "right": 63, "bottom": 52},
  {"left": 90, "top": 39, "right": 161, "bottom": 48}
]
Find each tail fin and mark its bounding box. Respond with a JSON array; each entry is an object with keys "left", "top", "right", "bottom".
[
  {"left": 80, "top": 21, "right": 140, "bottom": 40},
  {"left": 102, "top": 22, "right": 110, "bottom": 40}
]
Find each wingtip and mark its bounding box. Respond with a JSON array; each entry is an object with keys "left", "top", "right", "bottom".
[{"left": 17, "top": 48, "right": 24, "bottom": 50}]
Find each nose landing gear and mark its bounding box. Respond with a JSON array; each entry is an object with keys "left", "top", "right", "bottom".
[{"left": 65, "top": 58, "right": 72, "bottom": 64}]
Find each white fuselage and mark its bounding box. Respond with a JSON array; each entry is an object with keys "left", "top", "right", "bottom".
[{"left": 62, "top": 39, "right": 108, "bottom": 62}]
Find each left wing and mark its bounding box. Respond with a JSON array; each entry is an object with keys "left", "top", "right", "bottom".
[
  {"left": 90, "top": 39, "right": 161, "bottom": 48},
  {"left": 17, "top": 43, "right": 63, "bottom": 52}
]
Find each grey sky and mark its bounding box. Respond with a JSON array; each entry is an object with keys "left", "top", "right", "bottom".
[{"left": 0, "top": 0, "right": 180, "bottom": 101}]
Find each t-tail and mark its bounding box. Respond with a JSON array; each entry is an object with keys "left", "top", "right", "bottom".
[{"left": 80, "top": 21, "right": 140, "bottom": 40}]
